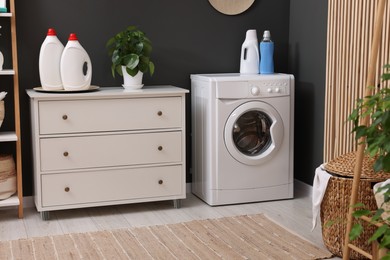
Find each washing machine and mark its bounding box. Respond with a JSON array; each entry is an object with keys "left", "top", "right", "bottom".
[{"left": 191, "top": 73, "right": 294, "bottom": 205}]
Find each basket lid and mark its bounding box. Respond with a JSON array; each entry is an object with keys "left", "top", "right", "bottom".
[{"left": 325, "top": 151, "right": 390, "bottom": 181}]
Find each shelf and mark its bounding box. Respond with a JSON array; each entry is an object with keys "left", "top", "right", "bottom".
[
  {"left": 0, "top": 194, "right": 19, "bottom": 207},
  {"left": 0, "top": 13, "right": 12, "bottom": 17},
  {"left": 0, "top": 69, "right": 15, "bottom": 75},
  {"left": 0, "top": 131, "right": 17, "bottom": 142}
]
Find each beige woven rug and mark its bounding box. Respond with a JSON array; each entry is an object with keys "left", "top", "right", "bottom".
[{"left": 0, "top": 214, "right": 333, "bottom": 259}]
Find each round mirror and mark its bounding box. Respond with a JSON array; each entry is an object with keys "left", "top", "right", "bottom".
[{"left": 208, "top": 0, "right": 255, "bottom": 15}]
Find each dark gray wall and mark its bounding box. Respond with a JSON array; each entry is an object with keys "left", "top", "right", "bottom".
[
  {"left": 288, "top": 0, "right": 328, "bottom": 184},
  {"left": 1, "top": 0, "right": 328, "bottom": 196},
  {"left": 6, "top": 0, "right": 291, "bottom": 196}
]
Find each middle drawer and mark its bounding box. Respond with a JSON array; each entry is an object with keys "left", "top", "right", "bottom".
[{"left": 40, "top": 131, "right": 182, "bottom": 172}]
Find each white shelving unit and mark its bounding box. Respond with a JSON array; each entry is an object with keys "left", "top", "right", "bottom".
[
  {"left": 0, "top": 0, "right": 23, "bottom": 218},
  {"left": 0, "top": 131, "right": 17, "bottom": 142},
  {"left": 0, "top": 69, "right": 15, "bottom": 75}
]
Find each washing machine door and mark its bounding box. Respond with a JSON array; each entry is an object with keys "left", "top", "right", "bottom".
[{"left": 224, "top": 101, "right": 284, "bottom": 165}]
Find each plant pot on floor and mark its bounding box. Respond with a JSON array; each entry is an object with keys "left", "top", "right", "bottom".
[{"left": 121, "top": 66, "right": 144, "bottom": 91}]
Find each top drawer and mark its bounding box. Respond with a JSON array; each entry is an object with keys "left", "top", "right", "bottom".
[{"left": 38, "top": 97, "right": 182, "bottom": 134}]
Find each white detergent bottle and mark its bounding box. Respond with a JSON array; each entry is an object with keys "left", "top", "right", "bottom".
[
  {"left": 39, "top": 28, "right": 64, "bottom": 90},
  {"left": 239, "top": 29, "right": 259, "bottom": 74},
  {"left": 60, "top": 33, "right": 92, "bottom": 91}
]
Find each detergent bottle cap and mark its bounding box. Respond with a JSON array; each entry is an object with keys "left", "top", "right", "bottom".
[
  {"left": 68, "top": 33, "right": 78, "bottom": 41},
  {"left": 47, "top": 28, "right": 57, "bottom": 36},
  {"left": 263, "top": 30, "right": 271, "bottom": 41}
]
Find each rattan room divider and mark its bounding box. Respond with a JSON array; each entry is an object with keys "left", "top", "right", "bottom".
[{"left": 324, "top": 0, "right": 390, "bottom": 163}]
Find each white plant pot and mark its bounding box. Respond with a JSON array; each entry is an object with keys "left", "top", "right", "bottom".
[{"left": 122, "top": 66, "right": 144, "bottom": 91}]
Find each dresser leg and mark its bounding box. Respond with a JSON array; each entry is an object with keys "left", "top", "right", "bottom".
[
  {"left": 173, "top": 199, "right": 181, "bottom": 209},
  {"left": 40, "top": 211, "right": 50, "bottom": 221}
]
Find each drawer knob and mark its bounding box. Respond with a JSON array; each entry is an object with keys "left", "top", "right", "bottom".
[
  {"left": 64, "top": 187, "right": 70, "bottom": 192},
  {"left": 158, "top": 146, "right": 163, "bottom": 151},
  {"left": 158, "top": 180, "right": 163, "bottom": 185},
  {"left": 62, "top": 115, "right": 68, "bottom": 120},
  {"left": 63, "top": 151, "right": 69, "bottom": 157},
  {"left": 157, "top": 111, "right": 163, "bottom": 116}
]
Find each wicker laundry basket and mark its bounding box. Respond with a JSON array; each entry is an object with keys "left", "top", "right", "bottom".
[
  {"left": 0, "top": 154, "right": 17, "bottom": 200},
  {"left": 0, "top": 101, "right": 4, "bottom": 128},
  {"left": 321, "top": 152, "right": 390, "bottom": 259}
]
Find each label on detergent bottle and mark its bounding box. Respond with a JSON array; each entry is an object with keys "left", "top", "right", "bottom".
[
  {"left": 260, "top": 30, "right": 274, "bottom": 74},
  {"left": 39, "top": 28, "right": 64, "bottom": 90},
  {"left": 60, "top": 33, "right": 92, "bottom": 91}
]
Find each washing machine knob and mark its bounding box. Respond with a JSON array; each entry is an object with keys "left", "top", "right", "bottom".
[
  {"left": 251, "top": 86, "right": 260, "bottom": 96},
  {"left": 267, "top": 88, "right": 272, "bottom": 93},
  {"left": 275, "top": 87, "right": 281, "bottom": 93}
]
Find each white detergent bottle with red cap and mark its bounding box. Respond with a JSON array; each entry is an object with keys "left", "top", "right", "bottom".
[
  {"left": 39, "top": 28, "right": 64, "bottom": 90},
  {"left": 60, "top": 33, "right": 92, "bottom": 91}
]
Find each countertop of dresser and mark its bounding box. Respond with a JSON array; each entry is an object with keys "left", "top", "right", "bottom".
[{"left": 26, "top": 85, "right": 189, "bottom": 99}]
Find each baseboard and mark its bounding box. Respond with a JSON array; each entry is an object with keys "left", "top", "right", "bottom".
[
  {"left": 22, "top": 196, "right": 35, "bottom": 208},
  {"left": 294, "top": 179, "right": 312, "bottom": 196},
  {"left": 21, "top": 181, "right": 309, "bottom": 209}
]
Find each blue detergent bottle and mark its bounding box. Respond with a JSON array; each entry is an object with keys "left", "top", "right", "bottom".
[{"left": 259, "top": 30, "right": 274, "bottom": 74}]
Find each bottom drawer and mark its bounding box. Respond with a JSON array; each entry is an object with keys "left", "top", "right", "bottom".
[{"left": 41, "top": 165, "right": 183, "bottom": 207}]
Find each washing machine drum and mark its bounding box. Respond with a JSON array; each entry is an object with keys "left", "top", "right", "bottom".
[{"left": 224, "top": 101, "right": 284, "bottom": 165}]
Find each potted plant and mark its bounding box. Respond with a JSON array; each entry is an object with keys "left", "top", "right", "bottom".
[
  {"left": 106, "top": 25, "right": 155, "bottom": 90},
  {"left": 348, "top": 64, "right": 390, "bottom": 258}
]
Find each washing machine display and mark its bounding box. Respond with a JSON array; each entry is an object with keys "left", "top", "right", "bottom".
[{"left": 191, "top": 73, "right": 294, "bottom": 206}]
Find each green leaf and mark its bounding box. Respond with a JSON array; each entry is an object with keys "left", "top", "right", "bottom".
[
  {"left": 380, "top": 232, "right": 390, "bottom": 248},
  {"left": 354, "top": 126, "right": 368, "bottom": 140},
  {"left": 371, "top": 208, "right": 385, "bottom": 221},
  {"left": 352, "top": 209, "right": 371, "bottom": 218},
  {"left": 149, "top": 62, "right": 155, "bottom": 76},
  {"left": 125, "top": 67, "right": 138, "bottom": 77},
  {"left": 368, "top": 225, "right": 389, "bottom": 243},
  {"left": 352, "top": 202, "right": 366, "bottom": 208},
  {"left": 123, "top": 54, "right": 139, "bottom": 70},
  {"left": 374, "top": 157, "right": 384, "bottom": 172},
  {"left": 350, "top": 223, "right": 363, "bottom": 241},
  {"left": 383, "top": 153, "right": 390, "bottom": 172}
]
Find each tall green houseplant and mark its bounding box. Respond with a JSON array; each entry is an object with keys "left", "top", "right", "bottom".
[
  {"left": 348, "top": 64, "right": 390, "bottom": 258},
  {"left": 349, "top": 64, "right": 390, "bottom": 172}
]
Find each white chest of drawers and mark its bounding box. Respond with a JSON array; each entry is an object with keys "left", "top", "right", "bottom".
[{"left": 26, "top": 86, "right": 188, "bottom": 220}]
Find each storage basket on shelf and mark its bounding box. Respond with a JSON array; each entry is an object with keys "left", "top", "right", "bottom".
[
  {"left": 0, "top": 100, "right": 4, "bottom": 128},
  {"left": 0, "top": 154, "right": 17, "bottom": 200},
  {"left": 321, "top": 151, "right": 390, "bottom": 259}
]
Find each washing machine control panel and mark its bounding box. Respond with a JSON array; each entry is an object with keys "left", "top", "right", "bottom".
[
  {"left": 214, "top": 74, "right": 292, "bottom": 99},
  {"left": 249, "top": 79, "right": 289, "bottom": 97}
]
